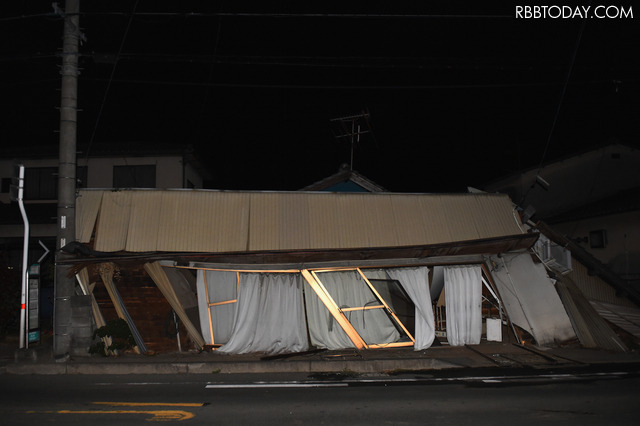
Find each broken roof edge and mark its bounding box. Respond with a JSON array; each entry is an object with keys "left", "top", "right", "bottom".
[
  {"left": 184, "top": 254, "right": 487, "bottom": 272},
  {"left": 78, "top": 186, "right": 512, "bottom": 197},
  {"left": 59, "top": 232, "right": 539, "bottom": 267}
]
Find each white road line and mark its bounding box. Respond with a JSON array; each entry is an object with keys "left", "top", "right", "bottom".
[
  {"left": 94, "top": 382, "right": 201, "bottom": 386},
  {"left": 95, "top": 371, "right": 631, "bottom": 390},
  {"left": 206, "top": 383, "right": 349, "bottom": 389}
]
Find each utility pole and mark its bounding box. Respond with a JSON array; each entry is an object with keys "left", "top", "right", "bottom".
[{"left": 54, "top": 0, "right": 80, "bottom": 359}]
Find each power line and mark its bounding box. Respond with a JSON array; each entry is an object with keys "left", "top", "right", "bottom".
[
  {"left": 520, "top": 7, "right": 590, "bottom": 206},
  {"left": 0, "top": 12, "right": 59, "bottom": 22},
  {"left": 80, "top": 11, "right": 513, "bottom": 19},
  {"left": 85, "top": 0, "right": 140, "bottom": 160},
  {"left": 0, "top": 11, "right": 512, "bottom": 22},
  {"left": 536, "top": 8, "right": 590, "bottom": 173},
  {"left": 82, "top": 77, "right": 620, "bottom": 90},
  {"left": 88, "top": 52, "right": 574, "bottom": 71}
]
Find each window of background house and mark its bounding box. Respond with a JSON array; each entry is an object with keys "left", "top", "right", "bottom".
[
  {"left": 24, "top": 167, "right": 57, "bottom": 200},
  {"left": 6, "top": 166, "right": 88, "bottom": 200},
  {"left": 113, "top": 165, "right": 156, "bottom": 188},
  {"left": 1, "top": 178, "right": 11, "bottom": 193},
  {"left": 589, "top": 229, "right": 608, "bottom": 249}
]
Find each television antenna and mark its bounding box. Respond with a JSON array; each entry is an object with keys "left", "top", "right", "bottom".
[{"left": 330, "top": 110, "right": 374, "bottom": 170}]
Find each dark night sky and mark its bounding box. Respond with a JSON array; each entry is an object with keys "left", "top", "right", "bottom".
[{"left": 2, "top": 1, "right": 639, "bottom": 192}]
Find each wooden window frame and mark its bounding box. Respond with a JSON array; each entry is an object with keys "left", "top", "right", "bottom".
[{"left": 178, "top": 265, "right": 417, "bottom": 350}]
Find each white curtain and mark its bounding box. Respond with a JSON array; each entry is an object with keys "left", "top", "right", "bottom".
[
  {"left": 444, "top": 265, "right": 482, "bottom": 346},
  {"left": 196, "top": 270, "right": 238, "bottom": 346},
  {"left": 304, "top": 278, "right": 355, "bottom": 350},
  {"left": 305, "top": 270, "right": 400, "bottom": 349},
  {"left": 218, "top": 273, "right": 309, "bottom": 355},
  {"left": 386, "top": 267, "right": 435, "bottom": 350}
]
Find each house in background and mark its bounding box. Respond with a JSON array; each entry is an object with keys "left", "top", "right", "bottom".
[
  {"left": 300, "top": 163, "right": 387, "bottom": 193},
  {"left": 0, "top": 143, "right": 211, "bottom": 337},
  {"left": 0, "top": 143, "right": 211, "bottom": 261},
  {"left": 483, "top": 143, "right": 640, "bottom": 291}
]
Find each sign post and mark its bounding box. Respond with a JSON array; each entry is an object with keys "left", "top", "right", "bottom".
[{"left": 11, "top": 163, "right": 30, "bottom": 349}]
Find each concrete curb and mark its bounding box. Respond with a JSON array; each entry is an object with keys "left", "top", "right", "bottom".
[{"left": 1, "top": 358, "right": 462, "bottom": 375}]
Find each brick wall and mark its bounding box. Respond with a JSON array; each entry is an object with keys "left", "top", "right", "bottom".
[{"left": 91, "top": 262, "right": 195, "bottom": 354}]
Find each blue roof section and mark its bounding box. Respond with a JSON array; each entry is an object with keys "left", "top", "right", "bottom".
[
  {"left": 301, "top": 165, "right": 387, "bottom": 193},
  {"left": 323, "top": 181, "right": 370, "bottom": 193}
]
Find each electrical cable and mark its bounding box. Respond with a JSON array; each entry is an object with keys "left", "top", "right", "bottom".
[
  {"left": 78, "top": 11, "right": 512, "bottom": 20},
  {"left": 521, "top": 2, "right": 590, "bottom": 206},
  {"left": 81, "top": 78, "right": 613, "bottom": 90},
  {"left": 84, "top": 0, "right": 140, "bottom": 162}
]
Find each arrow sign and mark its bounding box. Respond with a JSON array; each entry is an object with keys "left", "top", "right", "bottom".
[{"left": 37, "top": 240, "right": 50, "bottom": 264}]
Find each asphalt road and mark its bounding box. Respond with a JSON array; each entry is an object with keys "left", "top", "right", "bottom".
[{"left": 1, "top": 372, "right": 639, "bottom": 425}]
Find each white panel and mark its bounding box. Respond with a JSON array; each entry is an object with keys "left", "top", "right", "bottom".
[
  {"left": 489, "top": 251, "right": 576, "bottom": 345},
  {"left": 486, "top": 318, "right": 502, "bottom": 342}
]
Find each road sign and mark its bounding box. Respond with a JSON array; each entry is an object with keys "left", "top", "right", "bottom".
[{"left": 28, "top": 263, "right": 40, "bottom": 344}]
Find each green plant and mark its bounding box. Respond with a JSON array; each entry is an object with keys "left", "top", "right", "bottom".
[{"left": 89, "top": 318, "right": 135, "bottom": 356}]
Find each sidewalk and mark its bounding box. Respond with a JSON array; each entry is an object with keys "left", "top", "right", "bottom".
[{"left": 2, "top": 334, "right": 640, "bottom": 376}]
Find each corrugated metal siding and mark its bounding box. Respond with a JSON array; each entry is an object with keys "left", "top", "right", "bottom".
[
  {"left": 76, "top": 190, "right": 104, "bottom": 243},
  {"left": 568, "top": 258, "right": 636, "bottom": 307},
  {"left": 126, "top": 191, "right": 163, "bottom": 252},
  {"left": 249, "top": 192, "right": 280, "bottom": 251},
  {"left": 418, "top": 196, "right": 455, "bottom": 243},
  {"left": 555, "top": 275, "right": 627, "bottom": 351},
  {"left": 156, "top": 191, "right": 250, "bottom": 253},
  {"left": 274, "top": 193, "right": 307, "bottom": 250},
  {"left": 306, "top": 193, "right": 336, "bottom": 249},
  {"left": 591, "top": 301, "right": 640, "bottom": 339},
  {"left": 336, "top": 195, "right": 375, "bottom": 248},
  {"left": 366, "top": 195, "right": 399, "bottom": 247},
  {"left": 94, "top": 191, "right": 133, "bottom": 252},
  {"left": 78, "top": 189, "right": 525, "bottom": 253},
  {"left": 472, "top": 195, "right": 522, "bottom": 238},
  {"left": 444, "top": 195, "right": 483, "bottom": 241}
]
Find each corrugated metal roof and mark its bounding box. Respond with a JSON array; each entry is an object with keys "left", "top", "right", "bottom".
[
  {"left": 555, "top": 274, "right": 627, "bottom": 351},
  {"left": 76, "top": 189, "right": 525, "bottom": 253},
  {"left": 567, "top": 258, "right": 636, "bottom": 307},
  {"left": 590, "top": 301, "right": 640, "bottom": 340}
]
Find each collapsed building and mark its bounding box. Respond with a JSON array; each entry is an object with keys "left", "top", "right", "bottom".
[{"left": 62, "top": 188, "right": 634, "bottom": 356}]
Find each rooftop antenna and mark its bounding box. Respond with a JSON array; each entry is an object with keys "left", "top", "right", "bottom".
[{"left": 330, "top": 110, "right": 373, "bottom": 170}]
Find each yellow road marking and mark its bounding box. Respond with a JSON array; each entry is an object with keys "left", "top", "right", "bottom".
[
  {"left": 93, "top": 401, "right": 204, "bottom": 407},
  {"left": 57, "top": 409, "right": 194, "bottom": 421},
  {"left": 28, "top": 403, "right": 202, "bottom": 421}
]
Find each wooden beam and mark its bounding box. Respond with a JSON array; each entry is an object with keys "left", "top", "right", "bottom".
[
  {"left": 301, "top": 269, "right": 366, "bottom": 350},
  {"left": 357, "top": 268, "right": 415, "bottom": 344}
]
